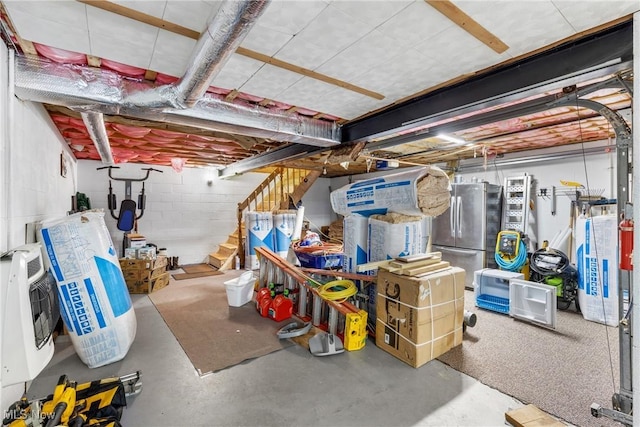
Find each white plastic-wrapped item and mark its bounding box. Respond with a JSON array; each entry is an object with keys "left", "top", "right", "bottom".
[
  {"left": 343, "top": 214, "right": 369, "bottom": 273},
  {"left": 368, "top": 213, "right": 424, "bottom": 262},
  {"left": 575, "top": 215, "right": 619, "bottom": 326},
  {"left": 330, "top": 166, "right": 450, "bottom": 217},
  {"left": 37, "top": 210, "right": 136, "bottom": 368}
]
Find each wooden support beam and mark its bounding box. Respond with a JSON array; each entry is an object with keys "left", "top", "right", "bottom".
[
  {"left": 78, "top": 0, "right": 382, "bottom": 102},
  {"left": 77, "top": 0, "right": 200, "bottom": 39},
  {"left": 144, "top": 69, "right": 158, "bottom": 82},
  {"left": 236, "top": 47, "right": 385, "bottom": 101},
  {"left": 86, "top": 55, "right": 102, "bottom": 67},
  {"left": 425, "top": 0, "right": 509, "bottom": 54},
  {"left": 224, "top": 89, "right": 239, "bottom": 102}
]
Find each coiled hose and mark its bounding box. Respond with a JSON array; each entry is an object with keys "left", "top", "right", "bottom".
[{"left": 495, "top": 240, "right": 527, "bottom": 272}]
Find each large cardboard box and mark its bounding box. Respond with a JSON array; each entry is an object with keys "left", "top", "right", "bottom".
[{"left": 376, "top": 267, "right": 465, "bottom": 367}]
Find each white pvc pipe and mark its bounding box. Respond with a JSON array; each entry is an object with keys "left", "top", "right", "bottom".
[
  {"left": 553, "top": 227, "right": 573, "bottom": 254},
  {"left": 548, "top": 228, "right": 564, "bottom": 248},
  {"left": 293, "top": 206, "right": 305, "bottom": 241}
]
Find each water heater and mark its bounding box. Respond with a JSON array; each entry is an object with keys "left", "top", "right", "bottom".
[{"left": 1, "top": 243, "right": 59, "bottom": 386}]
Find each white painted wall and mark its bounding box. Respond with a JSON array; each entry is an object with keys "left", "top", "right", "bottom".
[
  {"left": 455, "top": 147, "right": 616, "bottom": 254},
  {"left": 1, "top": 47, "right": 78, "bottom": 412},
  {"left": 77, "top": 161, "right": 334, "bottom": 264}
]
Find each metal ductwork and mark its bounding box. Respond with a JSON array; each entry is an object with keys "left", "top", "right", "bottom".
[
  {"left": 125, "top": 0, "right": 271, "bottom": 109},
  {"left": 14, "top": 55, "right": 340, "bottom": 147},
  {"left": 174, "top": 1, "right": 269, "bottom": 108},
  {"left": 12, "top": 0, "right": 340, "bottom": 163},
  {"left": 81, "top": 112, "right": 114, "bottom": 165}
]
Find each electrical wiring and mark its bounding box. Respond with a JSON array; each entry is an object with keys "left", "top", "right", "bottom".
[
  {"left": 494, "top": 240, "right": 527, "bottom": 272},
  {"left": 317, "top": 279, "right": 357, "bottom": 302}
]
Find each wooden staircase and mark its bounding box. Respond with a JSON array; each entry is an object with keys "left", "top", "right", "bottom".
[{"left": 209, "top": 167, "right": 321, "bottom": 271}]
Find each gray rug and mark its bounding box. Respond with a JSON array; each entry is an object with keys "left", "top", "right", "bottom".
[
  {"left": 149, "top": 271, "right": 292, "bottom": 375},
  {"left": 438, "top": 290, "right": 621, "bottom": 427}
]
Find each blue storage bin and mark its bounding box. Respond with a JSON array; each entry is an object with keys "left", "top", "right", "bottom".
[{"left": 296, "top": 252, "right": 344, "bottom": 269}]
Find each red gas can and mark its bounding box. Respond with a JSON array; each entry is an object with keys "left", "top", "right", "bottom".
[{"left": 268, "top": 295, "right": 293, "bottom": 322}]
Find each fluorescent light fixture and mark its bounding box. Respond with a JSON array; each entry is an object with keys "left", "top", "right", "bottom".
[{"left": 437, "top": 133, "right": 466, "bottom": 145}]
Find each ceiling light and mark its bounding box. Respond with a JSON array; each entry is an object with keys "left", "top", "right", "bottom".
[{"left": 437, "top": 133, "right": 466, "bottom": 145}]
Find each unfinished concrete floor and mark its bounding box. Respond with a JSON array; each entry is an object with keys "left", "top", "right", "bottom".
[{"left": 28, "top": 294, "right": 524, "bottom": 426}]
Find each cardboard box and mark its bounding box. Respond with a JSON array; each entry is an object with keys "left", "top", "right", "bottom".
[
  {"left": 375, "top": 267, "right": 465, "bottom": 367},
  {"left": 126, "top": 271, "right": 170, "bottom": 294},
  {"left": 376, "top": 319, "right": 462, "bottom": 368},
  {"left": 120, "top": 255, "right": 169, "bottom": 294},
  {"left": 138, "top": 246, "right": 156, "bottom": 260},
  {"left": 120, "top": 255, "right": 167, "bottom": 272},
  {"left": 128, "top": 237, "right": 147, "bottom": 249}
]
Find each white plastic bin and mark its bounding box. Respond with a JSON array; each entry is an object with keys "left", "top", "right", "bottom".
[{"left": 224, "top": 271, "right": 256, "bottom": 307}]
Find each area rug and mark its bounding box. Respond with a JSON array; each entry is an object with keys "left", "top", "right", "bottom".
[
  {"left": 437, "top": 290, "right": 621, "bottom": 427},
  {"left": 172, "top": 263, "right": 223, "bottom": 280},
  {"left": 149, "top": 273, "right": 292, "bottom": 375}
]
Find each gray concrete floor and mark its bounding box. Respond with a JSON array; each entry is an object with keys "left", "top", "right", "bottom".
[{"left": 28, "top": 295, "right": 524, "bottom": 427}]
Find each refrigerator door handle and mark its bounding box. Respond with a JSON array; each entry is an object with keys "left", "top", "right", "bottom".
[
  {"left": 450, "top": 196, "right": 456, "bottom": 237},
  {"left": 438, "top": 247, "right": 479, "bottom": 256},
  {"left": 456, "top": 196, "right": 462, "bottom": 238}
]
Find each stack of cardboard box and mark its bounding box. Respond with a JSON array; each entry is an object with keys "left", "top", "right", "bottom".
[
  {"left": 375, "top": 265, "right": 465, "bottom": 368},
  {"left": 119, "top": 255, "right": 169, "bottom": 294}
]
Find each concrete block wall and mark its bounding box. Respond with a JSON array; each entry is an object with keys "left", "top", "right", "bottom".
[
  {"left": 77, "top": 161, "right": 334, "bottom": 265},
  {"left": 1, "top": 45, "right": 78, "bottom": 412}
]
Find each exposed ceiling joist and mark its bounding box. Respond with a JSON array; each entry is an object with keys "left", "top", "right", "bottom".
[
  {"left": 425, "top": 0, "right": 509, "bottom": 54},
  {"left": 76, "top": 0, "right": 382, "bottom": 100}
]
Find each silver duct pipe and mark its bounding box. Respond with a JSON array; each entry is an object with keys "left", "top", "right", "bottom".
[
  {"left": 13, "top": 0, "right": 340, "bottom": 166},
  {"left": 81, "top": 112, "right": 114, "bottom": 165},
  {"left": 124, "top": 0, "right": 270, "bottom": 109},
  {"left": 174, "top": 0, "right": 270, "bottom": 107},
  {"left": 14, "top": 55, "right": 340, "bottom": 147}
]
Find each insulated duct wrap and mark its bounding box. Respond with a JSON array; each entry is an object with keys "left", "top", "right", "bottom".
[
  {"left": 174, "top": 0, "right": 271, "bottom": 107},
  {"left": 14, "top": 55, "right": 124, "bottom": 110},
  {"left": 14, "top": 54, "right": 341, "bottom": 147},
  {"left": 81, "top": 112, "right": 115, "bottom": 164}
]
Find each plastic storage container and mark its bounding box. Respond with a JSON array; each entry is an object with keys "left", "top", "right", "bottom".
[
  {"left": 224, "top": 271, "right": 256, "bottom": 307},
  {"left": 295, "top": 252, "right": 344, "bottom": 269}
]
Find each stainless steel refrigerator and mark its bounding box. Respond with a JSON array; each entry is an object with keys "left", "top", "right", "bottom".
[{"left": 431, "top": 181, "right": 502, "bottom": 289}]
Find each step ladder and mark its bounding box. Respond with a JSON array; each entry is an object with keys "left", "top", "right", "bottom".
[{"left": 254, "top": 247, "right": 371, "bottom": 351}]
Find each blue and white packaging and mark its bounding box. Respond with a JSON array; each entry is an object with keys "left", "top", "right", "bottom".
[
  {"left": 368, "top": 213, "right": 425, "bottom": 262},
  {"left": 575, "top": 215, "right": 619, "bottom": 326},
  {"left": 343, "top": 214, "right": 369, "bottom": 273},
  {"left": 330, "top": 168, "right": 429, "bottom": 217},
  {"left": 273, "top": 210, "right": 297, "bottom": 258},
  {"left": 245, "top": 211, "right": 275, "bottom": 270},
  {"left": 38, "top": 210, "right": 136, "bottom": 368}
]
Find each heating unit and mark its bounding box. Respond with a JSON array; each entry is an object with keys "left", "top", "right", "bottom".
[{"left": 1, "top": 243, "right": 59, "bottom": 386}]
